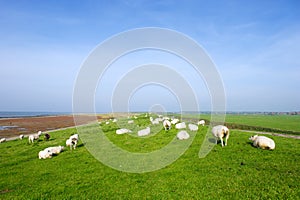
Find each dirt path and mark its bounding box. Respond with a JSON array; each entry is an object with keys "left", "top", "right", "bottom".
[{"left": 238, "top": 129, "right": 300, "bottom": 140}]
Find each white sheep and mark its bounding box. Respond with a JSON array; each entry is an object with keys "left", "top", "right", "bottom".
[
  {"left": 177, "top": 131, "right": 190, "bottom": 140},
  {"left": 105, "top": 121, "right": 110, "bottom": 125},
  {"left": 175, "top": 122, "right": 186, "bottom": 129},
  {"left": 197, "top": 120, "right": 205, "bottom": 126},
  {"left": 128, "top": 120, "right": 134, "bottom": 124},
  {"left": 37, "top": 131, "right": 42, "bottom": 136},
  {"left": 151, "top": 118, "right": 160, "bottom": 125},
  {"left": 138, "top": 127, "right": 151, "bottom": 137},
  {"left": 211, "top": 125, "right": 230, "bottom": 147},
  {"left": 188, "top": 123, "right": 198, "bottom": 131},
  {"left": 28, "top": 133, "right": 40, "bottom": 143},
  {"left": 249, "top": 135, "right": 275, "bottom": 150},
  {"left": 66, "top": 134, "right": 79, "bottom": 150},
  {"left": 112, "top": 119, "right": 117, "bottom": 123},
  {"left": 19, "top": 135, "right": 24, "bottom": 140},
  {"left": 38, "top": 149, "right": 52, "bottom": 159},
  {"left": 116, "top": 128, "right": 132, "bottom": 135},
  {"left": 171, "top": 118, "right": 179, "bottom": 124},
  {"left": 163, "top": 120, "right": 171, "bottom": 131},
  {"left": 44, "top": 146, "right": 65, "bottom": 155},
  {"left": 0, "top": 138, "right": 6, "bottom": 143},
  {"left": 69, "top": 134, "right": 79, "bottom": 141}
]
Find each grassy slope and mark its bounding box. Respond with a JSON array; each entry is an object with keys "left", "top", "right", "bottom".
[
  {"left": 0, "top": 115, "right": 299, "bottom": 199},
  {"left": 184, "top": 114, "right": 300, "bottom": 132}
]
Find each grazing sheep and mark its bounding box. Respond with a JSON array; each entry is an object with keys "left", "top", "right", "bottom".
[
  {"left": 197, "top": 120, "right": 205, "bottom": 126},
  {"left": 38, "top": 149, "right": 52, "bottom": 159},
  {"left": 211, "top": 125, "right": 230, "bottom": 147},
  {"left": 175, "top": 122, "right": 186, "bottom": 129},
  {"left": 177, "top": 131, "right": 190, "bottom": 140},
  {"left": 106, "top": 121, "right": 110, "bottom": 125},
  {"left": 116, "top": 128, "right": 132, "bottom": 135},
  {"left": 44, "top": 133, "right": 50, "bottom": 141},
  {"left": 128, "top": 120, "right": 134, "bottom": 124},
  {"left": 19, "top": 135, "right": 24, "bottom": 140},
  {"left": 28, "top": 133, "right": 40, "bottom": 143},
  {"left": 171, "top": 118, "right": 179, "bottom": 125},
  {"left": 163, "top": 120, "right": 171, "bottom": 131},
  {"left": 44, "top": 146, "right": 64, "bottom": 155},
  {"left": 188, "top": 124, "right": 198, "bottom": 131},
  {"left": 112, "top": 119, "right": 117, "bottom": 123},
  {"left": 0, "top": 138, "right": 6, "bottom": 143},
  {"left": 249, "top": 135, "right": 275, "bottom": 150},
  {"left": 138, "top": 127, "right": 151, "bottom": 137}
]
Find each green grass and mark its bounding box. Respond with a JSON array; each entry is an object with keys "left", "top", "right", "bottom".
[
  {"left": 0, "top": 114, "right": 299, "bottom": 199},
  {"left": 183, "top": 114, "right": 300, "bottom": 133}
]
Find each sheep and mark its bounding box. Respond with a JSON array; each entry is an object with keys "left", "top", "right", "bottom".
[
  {"left": 105, "top": 121, "right": 110, "bottom": 125},
  {"left": 37, "top": 131, "right": 42, "bottom": 136},
  {"left": 138, "top": 127, "right": 151, "bottom": 137},
  {"left": 149, "top": 117, "right": 153, "bottom": 122},
  {"left": 171, "top": 118, "right": 179, "bottom": 125},
  {"left": 66, "top": 134, "right": 79, "bottom": 150},
  {"left": 128, "top": 120, "right": 134, "bottom": 124},
  {"left": 197, "top": 120, "right": 205, "bottom": 126},
  {"left": 44, "top": 146, "right": 64, "bottom": 155},
  {"left": 175, "top": 122, "right": 186, "bottom": 129},
  {"left": 177, "top": 131, "right": 190, "bottom": 140},
  {"left": 249, "top": 135, "right": 275, "bottom": 150},
  {"left": 151, "top": 118, "right": 160, "bottom": 125},
  {"left": 44, "top": 133, "right": 50, "bottom": 141},
  {"left": 112, "top": 119, "right": 117, "bottom": 123},
  {"left": 0, "top": 138, "right": 6, "bottom": 143},
  {"left": 19, "top": 135, "right": 24, "bottom": 140},
  {"left": 211, "top": 125, "right": 230, "bottom": 147},
  {"left": 188, "top": 123, "right": 198, "bottom": 131},
  {"left": 116, "top": 128, "right": 132, "bottom": 135},
  {"left": 69, "top": 134, "right": 79, "bottom": 141},
  {"left": 163, "top": 120, "right": 171, "bottom": 131},
  {"left": 66, "top": 138, "right": 78, "bottom": 150},
  {"left": 28, "top": 133, "right": 40, "bottom": 143},
  {"left": 38, "top": 149, "right": 52, "bottom": 159}
]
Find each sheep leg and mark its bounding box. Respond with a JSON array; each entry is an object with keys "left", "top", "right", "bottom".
[
  {"left": 224, "top": 137, "right": 228, "bottom": 146},
  {"left": 220, "top": 137, "right": 224, "bottom": 147}
]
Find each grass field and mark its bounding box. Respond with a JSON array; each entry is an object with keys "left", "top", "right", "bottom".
[
  {"left": 0, "top": 114, "right": 299, "bottom": 199},
  {"left": 183, "top": 114, "right": 300, "bottom": 133}
]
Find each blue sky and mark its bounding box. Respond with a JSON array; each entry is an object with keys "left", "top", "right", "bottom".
[{"left": 0, "top": 0, "right": 299, "bottom": 112}]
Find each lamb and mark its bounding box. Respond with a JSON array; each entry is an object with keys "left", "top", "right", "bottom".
[
  {"left": 249, "top": 135, "right": 275, "bottom": 150},
  {"left": 163, "top": 120, "right": 171, "bottom": 131},
  {"left": 44, "top": 146, "right": 64, "bottom": 155},
  {"left": 69, "top": 134, "right": 79, "bottom": 141},
  {"left": 211, "top": 125, "right": 230, "bottom": 147},
  {"left": 177, "top": 131, "right": 190, "bottom": 140},
  {"left": 0, "top": 138, "right": 6, "bottom": 143},
  {"left": 138, "top": 127, "right": 151, "bottom": 137},
  {"left": 175, "top": 122, "right": 186, "bottom": 129},
  {"left": 38, "top": 149, "right": 52, "bottom": 159},
  {"left": 19, "top": 135, "right": 24, "bottom": 140},
  {"left": 188, "top": 123, "right": 198, "bottom": 131},
  {"left": 116, "top": 128, "right": 132, "bottom": 135},
  {"left": 197, "top": 120, "right": 205, "bottom": 126}
]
